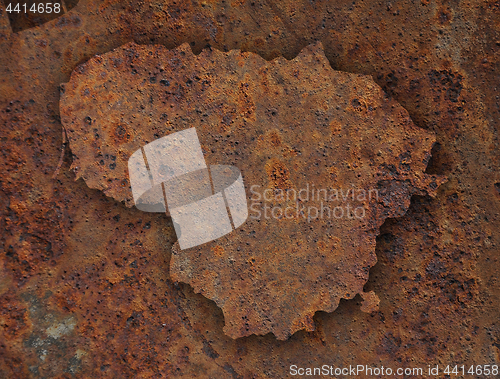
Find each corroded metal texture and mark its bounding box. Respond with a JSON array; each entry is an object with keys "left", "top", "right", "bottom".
[
  {"left": 1, "top": 0, "right": 499, "bottom": 378},
  {"left": 59, "top": 42, "right": 444, "bottom": 340}
]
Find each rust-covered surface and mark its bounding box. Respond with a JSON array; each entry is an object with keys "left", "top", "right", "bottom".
[
  {"left": 1, "top": 0, "right": 499, "bottom": 377},
  {"left": 59, "top": 42, "right": 444, "bottom": 340}
]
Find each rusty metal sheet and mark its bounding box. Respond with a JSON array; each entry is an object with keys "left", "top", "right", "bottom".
[
  {"left": 60, "top": 42, "right": 444, "bottom": 340},
  {"left": 0, "top": 0, "right": 499, "bottom": 377}
]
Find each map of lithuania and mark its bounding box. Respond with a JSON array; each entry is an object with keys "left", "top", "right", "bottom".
[{"left": 60, "top": 42, "right": 446, "bottom": 340}]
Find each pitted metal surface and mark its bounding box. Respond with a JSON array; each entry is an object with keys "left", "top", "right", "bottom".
[{"left": 1, "top": 0, "right": 499, "bottom": 377}]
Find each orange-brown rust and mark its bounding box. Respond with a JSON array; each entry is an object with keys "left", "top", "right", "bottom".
[{"left": 0, "top": 0, "right": 498, "bottom": 376}]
